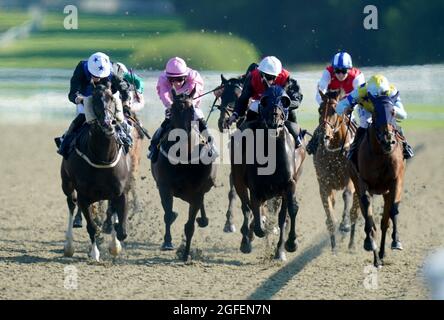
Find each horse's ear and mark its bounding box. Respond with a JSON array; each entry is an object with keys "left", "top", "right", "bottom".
[
  {"left": 189, "top": 85, "right": 197, "bottom": 99},
  {"left": 221, "top": 74, "right": 228, "bottom": 84},
  {"left": 107, "top": 81, "right": 112, "bottom": 90},
  {"left": 318, "top": 88, "right": 327, "bottom": 102}
]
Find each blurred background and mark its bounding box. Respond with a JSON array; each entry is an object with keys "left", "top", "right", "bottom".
[{"left": 0, "top": 0, "right": 443, "bottom": 129}]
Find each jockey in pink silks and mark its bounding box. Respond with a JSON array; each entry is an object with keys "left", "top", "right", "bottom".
[{"left": 148, "top": 57, "right": 217, "bottom": 161}]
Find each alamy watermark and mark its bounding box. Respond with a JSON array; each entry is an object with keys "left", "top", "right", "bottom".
[
  {"left": 64, "top": 265, "right": 78, "bottom": 290},
  {"left": 363, "top": 5, "right": 378, "bottom": 30},
  {"left": 363, "top": 265, "right": 378, "bottom": 290},
  {"left": 158, "top": 122, "right": 281, "bottom": 176},
  {"left": 63, "top": 5, "right": 78, "bottom": 30}
]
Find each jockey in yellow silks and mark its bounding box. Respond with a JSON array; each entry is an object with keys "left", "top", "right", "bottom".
[{"left": 336, "top": 74, "right": 414, "bottom": 161}]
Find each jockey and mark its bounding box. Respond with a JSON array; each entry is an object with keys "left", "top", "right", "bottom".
[
  {"left": 148, "top": 57, "right": 216, "bottom": 161},
  {"left": 56, "top": 52, "right": 131, "bottom": 159},
  {"left": 306, "top": 51, "right": 366, "bottom": 155},
  {"left": 112, "top": 62, "right": 145, "bottom": 112},
  {"left": 226, "top": 56, "right": 304, "bottom": 148},
  {"left": 336, "top": 74, "right": 414, "bottom": 164}
]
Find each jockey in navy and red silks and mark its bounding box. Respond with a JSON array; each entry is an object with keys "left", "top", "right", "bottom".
[
  {"left": 56, "top": 52, "right": 131, "bottom": 158},
  {"left": 226, "top": 56, "right": 304, "bottom": 148},
  {"left": 306, "top": 51, "right": 366, "bottom": 155}
]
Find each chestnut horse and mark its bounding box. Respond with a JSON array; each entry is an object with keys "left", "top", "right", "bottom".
[
  {"left": 314, "top": 90, "right": 360, "bottom": 251},
  {"left": 349, "top": 94, "right": 406, "bottom": 267}
]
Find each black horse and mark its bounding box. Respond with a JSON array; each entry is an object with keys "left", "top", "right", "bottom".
[
  {"left": 151, "top": 88, "right": 217, "bottom": 262},
  {"left": 230, "top": 85, "right": 306, "bottom": 261},
  {"left": 61, "top": 84, "right": 131, "bottom": 261},
  {"left": 216, "top": 74, "right": 244, "bottom": 232}
]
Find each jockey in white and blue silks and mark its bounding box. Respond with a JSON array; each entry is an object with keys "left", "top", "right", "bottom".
[
  {"left": 336, "top": 74, "right": 414, "bottom": 161},
  {"left": 55, "top": 52, "right": 132, "bottom": 159}
]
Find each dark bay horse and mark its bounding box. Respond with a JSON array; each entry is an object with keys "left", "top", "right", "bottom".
[
  {"left": 216, "top": 74, "right": 244, "bottom": 232},
  {"left": 230, "top": 85, "right": 305, "bottom": 261},
  {"left": 349, "top": 94, "right": 406, "bottom": 267},
  {"left": 151, "top": 88, "right": 217, "bottom": 262},
  {"left": 314, "top": 90, "right": 360, "bottom": 251},
  {"left": 61, "top": 84, "right": 131, "bottom": 261}
]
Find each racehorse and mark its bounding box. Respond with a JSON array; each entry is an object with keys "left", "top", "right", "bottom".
[
  {"left": 151, "top": 88, "right": 217, "bottom": 262},
  {"left": 314, "top": 90, "right": 360, "bottom": 251},
  {"left": 349, "top": 94, "right": 406, "bottom": 267},
  {"left": 61, "top": 83, "right": 131, "bottom": 261},
  {"left": 216, "top": 74, "right": 244, "bottom": 232},
  {"left": 230, "top": 85, "right": 306, "bottom": 261}
]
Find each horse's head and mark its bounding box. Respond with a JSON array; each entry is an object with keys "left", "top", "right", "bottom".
[
  {"left": 318, "top": 89, "right": 346, "bottom": 149},
  {"left": 259, "top": 85, "right": 289, "bottom": 135},
  {"left": 170, "top": 86, "right": 196, "bottom": 134},
  {"left": 370, "top": 94, "right": 398, "bottom": 154},
  {"left": 91, "top": 83, "right": 119, "bottom": 136},
  {"left": 217, "top": 74, "right": 243, "bottom": 132}
]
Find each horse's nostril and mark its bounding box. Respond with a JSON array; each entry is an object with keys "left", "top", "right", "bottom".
[{"left": 111, "top": 120, "right": 117, "bottom": 125}]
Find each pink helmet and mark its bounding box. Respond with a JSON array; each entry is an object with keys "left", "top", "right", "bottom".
[{"left": 165, "top": 57, "right": 189, "bottom": 77}]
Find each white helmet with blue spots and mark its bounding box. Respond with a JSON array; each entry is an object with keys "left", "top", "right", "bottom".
[
  {"left": 87, "top": 52, "right": 111, "bottom": 78},
  {"left": 332, "top": 52, "right": 353, "bottom": 69}
]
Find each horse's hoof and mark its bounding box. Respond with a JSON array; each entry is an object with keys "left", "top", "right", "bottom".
[
  {"left": 348, "top": 243, "right": 356, "bottom": 252},
  {"left": 339, "top": 222, "right": 351, "bottom": 233},
  {"left": 161, "top": 242, "right": 174, "bottom": 251},
  {"left": 108, "top": 240, "right": 122, "bottom": 257},
  {"left": 275, "top": 251, "right": 287, "bottom": 262},
  {"left": 285, "top": 240, "right": 298, "bottom": 253},
  {"left": 63, "top": 243, "right": 74, "bottom": 257},
  {"left": 391, "top": 240, "right": 403, "bottom": 250},
  {"left": 374, "top": 259, "right": 383, "bottom": 269},
  {"left": 73, "top": 216, "right": 83, "bottom": 228},
  {"left": 240, "top": 240, "right": 252, "bottom": 254},
  {"left": 223, "top": 223, "right": 236, "bottom": 233},
  {"left": 364, "top": 237, "right": 377, "bottom": 252},
  {"left": 196, "top": 217, "right": 209, "bottom": 228},
  {"left": 254, "top": 227, "right": 266, "bottom": 238}
]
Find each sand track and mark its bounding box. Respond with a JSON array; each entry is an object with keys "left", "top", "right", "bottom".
[{"left": 0, "top": 123, "right": 442, "bottom": 299}]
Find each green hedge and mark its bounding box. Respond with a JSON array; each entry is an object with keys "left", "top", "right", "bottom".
[{"left": 130, "top": 32, "right": 260, "bottom": 71}]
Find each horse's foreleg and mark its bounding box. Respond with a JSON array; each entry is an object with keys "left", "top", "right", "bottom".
[
  {"left": 250, "top": 195, "right": 265, "bottom": 238},
  {"left": 159, "top": 186, "right": 177, "bottom": 251},
  {"left": 359, "top": 189, "right": 381, "bottom": 267},
  {"left": 274, "top": 196, "right": 288, "bottom": 261},
  {"left": 224, "top": 172, "right": 237, "bottom": 233},
  {"left": 320, "top": 186, "right": 337, "bottom": 251},
  {"left": 64, "top": 191, "right": 76, "bottom": 257},
  {"left": 182, "top": 196, "right": 202, "bottom": 262},
  {"left": 196, "top": 196, "right": 209, "bottom": 228},
  {"left": 285, "top": 187, "right": 299, "bottom": 253},
  {"left": 348, "top": 192, "right": 360, "bottom": 251},
  {"left": 237, "top": 187, "right": 252, "bottom": 254},
  {"left": 113, "top": 193, "right": 128, "bottom": 242},
  {"left": 340, "top": 182, "right": 354, "bottom": 233},
  {"left": 78, "top": 197, "right": 100, "bottom": 261},
  {"left": 379, "top": 193, "right": 392, "bottom": 261},
  {"left": 390, "top": 176, "right": 404, "bottom": 250}
]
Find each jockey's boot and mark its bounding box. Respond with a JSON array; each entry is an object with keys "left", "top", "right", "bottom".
[
  {"left": 403, "top": 142, "right": 415, "bottom": 159},
  {"left": 198, "top": 118, "right": 219, "bottom": 158},
  {"left": 56, "top": 113, "right": 86, "bottom": 159},
  {"left": 306, "top": 127, "right": 320, "bottom": 155},
  {"left": 148, "top": 118, "right": 170, "bottom": 162},
  {"left": 284, "top": 120, "right": 302, "bottom": 149},
  {"left": 397, "top": 127, "right": 414, "bottom": 160},
  {"left": 347, "top": 127, "right": 366, "bottom": 168}
]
